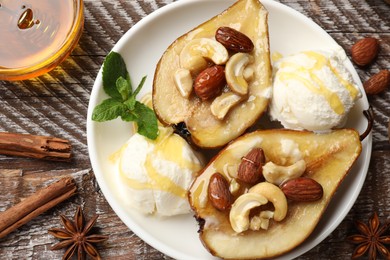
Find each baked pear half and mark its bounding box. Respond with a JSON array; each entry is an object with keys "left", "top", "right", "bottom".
[
  {"left": 188, "top": 129, "right": 362, "bottom": 259},
  {"left": 153, "top": 0, "right": 272, "bottom": 148}
]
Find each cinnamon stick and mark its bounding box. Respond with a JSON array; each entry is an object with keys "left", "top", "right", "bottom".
[
  {"left": 0, "top": 177, "right": 77, "bottom": 239},
  {"left": 0, "top": 132, "right": 71, "bottom": 161}
]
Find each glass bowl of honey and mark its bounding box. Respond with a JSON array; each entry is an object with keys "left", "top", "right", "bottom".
[{"left": 0, "top": 0, "right": 84, "bottom": 81}]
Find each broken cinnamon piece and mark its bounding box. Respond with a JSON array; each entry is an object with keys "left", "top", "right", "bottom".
[
  {"left": 0, "top": 177, "right": 77, "bottom": 239},
  {"left": 0, "top": 132, "right": 71, "bottom": 161}
]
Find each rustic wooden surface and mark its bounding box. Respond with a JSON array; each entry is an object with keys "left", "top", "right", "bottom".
[{"left": 0, "top": 0, "right": 389, "bottom": 259}]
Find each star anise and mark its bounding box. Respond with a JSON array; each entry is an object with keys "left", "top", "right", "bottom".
[
  {"left": 48, "top": 206, "right": 109, "bottom": 260},
  {"left": 348, "top": 212, "right": 390, "bottom": 259}
]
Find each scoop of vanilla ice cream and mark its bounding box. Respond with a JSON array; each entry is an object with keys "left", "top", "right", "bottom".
[
  {"left": 116, "top": 126, "right": 204, "bottom": 216},
  {"left": 269, "top": 49, "right": 361, "bottom": 131}
]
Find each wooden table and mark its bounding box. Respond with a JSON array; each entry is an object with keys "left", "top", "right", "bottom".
[{"left": 0, "top": 0, "right": 389, "bottom": 259}]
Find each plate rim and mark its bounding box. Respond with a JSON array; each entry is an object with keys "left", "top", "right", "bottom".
[{"left": 86, "top": 0, "right": 373, "bottom": 259}]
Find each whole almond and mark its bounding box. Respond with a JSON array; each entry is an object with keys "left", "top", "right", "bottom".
[
  {"left": 351, "top": 37, "right": 379, "bottom": 66},
  {"left": 363, "top": 70, "right": 390, "bottom": 95},
  {"left": 208, "top": 172, "right": 233, "bottom": 211},
  {"left": 237, "top": 148, "right": 265, "bottom": 184},
  {"left": 280, "top": 177, "right": 323, "bottom": 202},
  {"left": 194, "top": 65, "right": 226, "bottom": 100},
  {"left": 215, "top": 27, "right": 254, "bottom": 53}
]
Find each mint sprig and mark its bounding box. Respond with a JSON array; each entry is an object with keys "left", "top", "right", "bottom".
[{"left": 92, "top": 51, "right": 158, "bottom": 140}]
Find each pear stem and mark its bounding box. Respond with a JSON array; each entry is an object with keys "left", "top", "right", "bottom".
[{"left": 360, "top": 106, "right": 374, "bottom": 141}]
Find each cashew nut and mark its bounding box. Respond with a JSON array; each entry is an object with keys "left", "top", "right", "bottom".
[
  {"left": 229, "top": 192, "right": 268, "bottom": 233},
  {"left": 250, "top": 210, "right": 274, "bottom": 231},
  {"left": 225, "top": 53, "right": 254, "bottom": 95},
  {"left": 173, "top": 68, "right": 193, "bottom": 98},
  {"left": 263, "top": 159, "right": 306, "bottom": 186},
  {"left": 248, "top": 182, "right": 288, "bottom": 222},
  {"left": 180, "top": 38, "right": 229, "bottom": 75},
  {"left": 243, "top": 66, "right": 255, "bottom": 81},
  {"left": 229, "top": 178, "right": 240, "bottom": 195},
  {"left": 222, "top": 163, "right": 238, "bottom": 179},
  {"left": 229, "top": 182, "right": 287, "bottom": 233},
  {"left": 210, "top": 92, "right": 244, "bottom": 120}
]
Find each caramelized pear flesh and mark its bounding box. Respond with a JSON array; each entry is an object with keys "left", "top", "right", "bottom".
[
  {"left": 153, "top": 0, "right": 272, "bottom": 148},
  {"left": 188, "top": 129, "right": 362, "bottom": 259}
]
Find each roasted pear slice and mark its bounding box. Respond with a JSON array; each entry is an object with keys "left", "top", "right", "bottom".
[
  {"left": 188, "top": 129, "right": 362, "bottom": 259},
  {"left": 153, "top": 0, "right": 272, "bottom": 148}
]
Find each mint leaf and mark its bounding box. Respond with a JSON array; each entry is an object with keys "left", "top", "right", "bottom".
[
  {"left": 102, "top": 52, "right": 128, "bottom": 99},
  {"left": 121, "top": 101, "right": 158, "bottom": 140},
  {"left": 133, "top": 101, "right": 159, "bottom": 140},
  {"left": 92, "top": 98, "right": 126, "bottom": 122},
  {"left": 116, "top": 76, "right": 131, "bottom": 101},
  {"left": 133, "top": 76, "right": 147, "bottom": 98},
  {"left": 94, "top": 51, "right": 159, "bottom": 140},
  {"left": 121, "top": 111, "right": 137, "bottom": 122},
  {"left": 126, "top": 73, "right": 132, "bottom": 92},
  {"left": 124, "top": 96, "right": 136, "bottom": 110}
]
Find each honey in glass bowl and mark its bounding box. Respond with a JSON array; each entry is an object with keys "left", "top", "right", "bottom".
[{"left": 0, "top": 0, "right": 84, "bottom": 81}]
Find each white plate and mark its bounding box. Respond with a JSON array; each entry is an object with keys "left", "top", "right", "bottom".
[{"left": 87, "top": 0, "right": 372, "bottom": 259}]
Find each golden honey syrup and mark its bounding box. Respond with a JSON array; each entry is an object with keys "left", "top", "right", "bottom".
[
  {"left": 277, "top": 51, "right": 360, "bottom": 115},
  {"left": 0, "top": 0, "right": 83, "bottom": 80},
  {"left": 118, "top": 126, "right": 203, "bottom": 198},
  {"left": 271, "top": 51, "right": 283, "bottom": 63}
]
